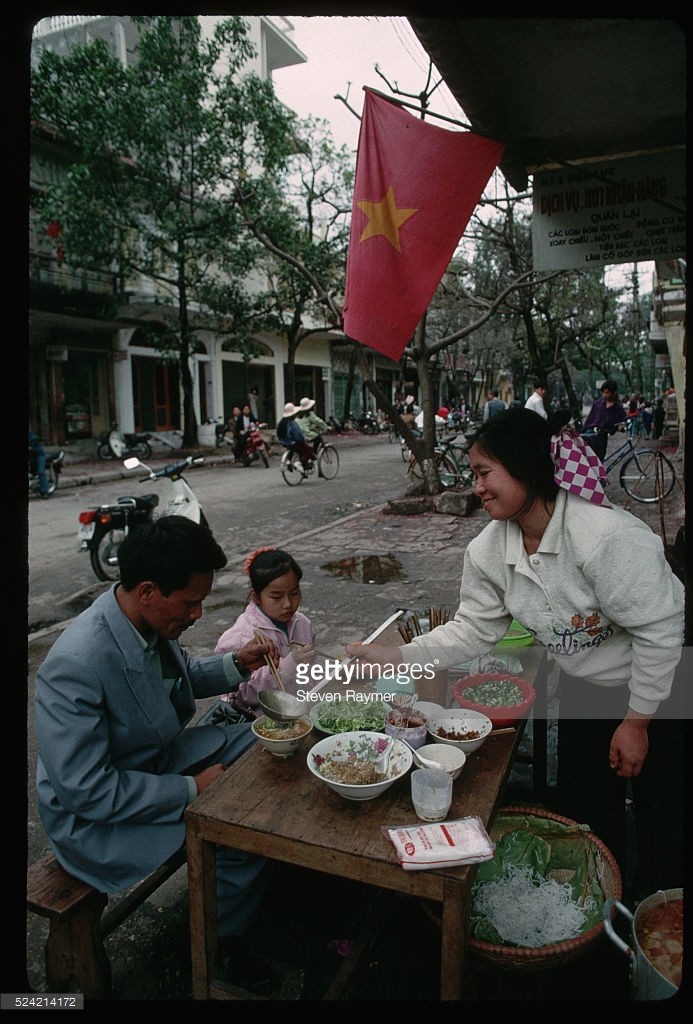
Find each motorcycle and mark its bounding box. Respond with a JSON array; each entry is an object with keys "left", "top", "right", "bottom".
[
  {"left": 29, "top": 447, "right": 64, "bottom": 498},
  {"left": 215, "top": 422, "right": 234, "bottom": 448},
  {"left": 78, "top": 455, "right": 210, "bottom": 581},
  {"left": 236, "top": 424, "right": 270, "bottom": 468},
  {"left": 356, "top": 410, "right": 380, "bottom": 435},
  {"left": 96, "top": 423, "right": 153, "bottom": 461}
]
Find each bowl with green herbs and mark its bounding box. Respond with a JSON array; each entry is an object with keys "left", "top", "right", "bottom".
[
  {"left": 309, "top": 695, "right": 389, "bottom": 735},
  {"left": 451, "top": 674, "right": 536, "bottom": 727}
]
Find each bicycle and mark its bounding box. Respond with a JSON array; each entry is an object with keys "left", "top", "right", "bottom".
[
  {"left": 583, "top": 428, "right": 676, "bottom": 503},
  {"left": 408, "top": 434, "right": 474, "bottom": 488},
  {"left": 280, "top": 434, "right": 340, "bottom": 486}
]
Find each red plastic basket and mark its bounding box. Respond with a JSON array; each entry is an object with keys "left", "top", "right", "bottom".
[{"left": 451, "top": 673, "right": 536, "bottom": 727}]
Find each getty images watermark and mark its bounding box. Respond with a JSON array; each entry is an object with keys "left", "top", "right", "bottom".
[{"left": 294, "top": 658, "right": 438, "bottom": 701}]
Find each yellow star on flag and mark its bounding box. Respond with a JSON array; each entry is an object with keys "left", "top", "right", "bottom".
[{"left": 357, "top": 186, "right": 418, "bottom": 252}]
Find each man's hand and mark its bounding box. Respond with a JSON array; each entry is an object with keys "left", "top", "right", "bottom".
[
  {"left": 194, "top": 763, "right": 227, "bottom": 794},
  {"left": 236, "top": 636, "right": 280, "bottom": 672}
]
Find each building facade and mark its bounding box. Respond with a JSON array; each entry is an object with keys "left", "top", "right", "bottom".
[{"left": 29, "top": 15, "right": 354, "bottom": 445}]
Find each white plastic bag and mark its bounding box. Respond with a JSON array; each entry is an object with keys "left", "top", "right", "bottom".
[{"left": 386, "top": 815, "right": 495, "bottom": 871}]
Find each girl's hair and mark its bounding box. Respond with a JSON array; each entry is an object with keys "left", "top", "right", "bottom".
[
  {"left": 470, "top": 407, "right": 571, "bottom": 511},
  {"left": 244, "top": 547, "right": 303, "bottom": 594}
]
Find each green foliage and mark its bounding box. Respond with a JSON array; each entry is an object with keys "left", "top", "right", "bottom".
[{"left": 32, "top": 19, "right": 294, "bottom": 437}]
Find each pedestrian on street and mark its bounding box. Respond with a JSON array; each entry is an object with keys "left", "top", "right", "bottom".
[
  {"left": 28, "top": 427, "right": 50, "bottom": 497},
  {"left": 524, "top": 379, "right": 548, "bottom": 419},
  {"left": 482, "top": 389, "right": 506, "bottom": 422},
  {"left": 34, "top": 515, "right": 282, "bottom": 991},
  {"left": 248, "top": 385, "right": 260, "bottom": 421},
  {"left": 580, "top": 380, "right": 627, "bottom": 461},
  {"left": 346, "top": 408, "right": 684, "bottom": 901}
]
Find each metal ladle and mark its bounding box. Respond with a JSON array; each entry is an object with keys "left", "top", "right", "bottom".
[{"left": 257, "top": 689, "right": 307, "bottom": 722}]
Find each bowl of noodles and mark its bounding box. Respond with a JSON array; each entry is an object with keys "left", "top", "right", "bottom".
[
  {"left": 307, "top": 731, "right": 413, "bottom": 801},
  {"left": 251, "top": 715, "right": 313, "bottom": 757}
]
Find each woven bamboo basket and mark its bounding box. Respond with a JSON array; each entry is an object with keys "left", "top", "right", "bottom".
[{"left": 422, "top": 805, "right": 622, "bottom": 972}]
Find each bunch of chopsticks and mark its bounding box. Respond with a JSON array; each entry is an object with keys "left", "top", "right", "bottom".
[
  {"left": 253, "top": 628, "right": 285, "bottom": 690},
  {"left": 397, "top": 607, "right": 451, "bottom": 643}
]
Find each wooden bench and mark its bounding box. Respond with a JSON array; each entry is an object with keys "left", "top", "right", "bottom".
[{"left": 27, "top": 847, "right": 186, "bottom": 998}]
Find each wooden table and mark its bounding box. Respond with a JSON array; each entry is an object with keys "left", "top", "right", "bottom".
[{"left": 185, "top": 647, "right": 547, "bottom": 1000}]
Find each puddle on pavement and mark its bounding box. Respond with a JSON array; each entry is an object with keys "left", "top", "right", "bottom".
[{"left": 320, "top": 554, "right": 406, "bottom": 584}]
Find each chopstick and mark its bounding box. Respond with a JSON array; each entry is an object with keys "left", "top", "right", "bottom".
[
  {"left": 253, "top": 628, "right": 285, "bottom": 690},
  {"left": 488, "top": 727, "right": 516, "bottom": 736}
]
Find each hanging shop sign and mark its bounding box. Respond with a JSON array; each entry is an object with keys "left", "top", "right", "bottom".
[{"left": 532, "top": 151, "right": 685, "bottom": 271}]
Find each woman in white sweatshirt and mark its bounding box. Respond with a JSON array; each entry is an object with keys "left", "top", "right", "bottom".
[{"left": 347, "top": 408, "right": 685, "bottom": 900}]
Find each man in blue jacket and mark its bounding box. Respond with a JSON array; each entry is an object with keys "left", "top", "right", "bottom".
[{"left": 34, "top": 516, "right": 281, "bottom": 989}]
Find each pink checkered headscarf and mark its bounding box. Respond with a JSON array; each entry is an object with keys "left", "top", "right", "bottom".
[{"left": 550, "top": 427, "right": 612, "bottom": 507}]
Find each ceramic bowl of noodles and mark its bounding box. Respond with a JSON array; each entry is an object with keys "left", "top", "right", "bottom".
[
  {"left": 251, "top": 715, "right": 313, "bottom": 757},
  {"left": 307, "top": 731, "right": 412, "bottom": 801}
]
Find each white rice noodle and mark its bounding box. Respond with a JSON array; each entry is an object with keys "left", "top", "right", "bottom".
[{"left": 473, "top": 863, "right": 596, "bottom": 947}]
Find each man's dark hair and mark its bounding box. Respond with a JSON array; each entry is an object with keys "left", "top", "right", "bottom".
[
  {"left": 533, "top": 379, "right": 548, "bottom": 390},
  {"left": 118, "top": 516, "right": 227, "bottom": 594}
]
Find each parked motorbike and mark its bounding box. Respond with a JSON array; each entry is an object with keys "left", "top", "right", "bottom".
[
  {"left": 356, "top": 410, "right": 380, "bottom": 435},
  {"left": 237, "top": 424, "right": 270, "bottom": 468},
  {"left": 28, "top": 447, "right": 65, "bottom": 498},
  {"left": 96, "top": 423, "right": 153, "bottom": 461},
  {"left": 215, "top": 422, "right": 234, "bottom": 448},
  {"left": 78, "top": 455, "right": 210, "bottom": 581}
]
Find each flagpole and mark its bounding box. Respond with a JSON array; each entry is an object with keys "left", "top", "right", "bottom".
[{"left": 362, "top": 85, "right": 475, "bottom": 133}]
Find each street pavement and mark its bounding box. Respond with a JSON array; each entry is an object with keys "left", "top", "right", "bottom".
[{"left": 21, "top": 434, "right": 686, "bottom": 1003}]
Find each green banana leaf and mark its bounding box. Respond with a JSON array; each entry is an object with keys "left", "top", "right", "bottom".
[{"left": 471, "top": 814, "right": 607, "bottom": 946}]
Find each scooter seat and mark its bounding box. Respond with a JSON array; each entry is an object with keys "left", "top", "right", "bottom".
[{"left": 116, "top": 494, "right": 159, "bottom": 510}]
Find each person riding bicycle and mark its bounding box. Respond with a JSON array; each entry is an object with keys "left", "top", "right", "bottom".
[
  {"left": 276, "top": 402, "right": 314, "bottom": 474},
  {"left": 580, "top": 380, "right": 627, "bottom": 461},
  {"left": 296, "top": 397, "right": 328, "bottom": 452}
]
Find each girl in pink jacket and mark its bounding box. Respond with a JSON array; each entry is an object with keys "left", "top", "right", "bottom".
[{"left": 215, "top": 547, "right": 316, "bottom": 717}]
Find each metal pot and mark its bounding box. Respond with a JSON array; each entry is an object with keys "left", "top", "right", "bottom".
[{"left": 603, "top": 888, "right": 682, "bottom": 1000}]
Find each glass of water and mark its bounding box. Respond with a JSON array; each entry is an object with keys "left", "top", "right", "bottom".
[{"left": 410, "top": 768, "right": 452, "bottom": 822}]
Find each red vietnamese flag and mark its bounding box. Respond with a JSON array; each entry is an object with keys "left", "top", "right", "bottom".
[{"left": 343, "top": 89, "right": 505, "bottom": 360}]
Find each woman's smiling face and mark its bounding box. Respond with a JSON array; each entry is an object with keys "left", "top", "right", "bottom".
[{"left": 470, "top": 443, "right": 528, "bottom": 521}]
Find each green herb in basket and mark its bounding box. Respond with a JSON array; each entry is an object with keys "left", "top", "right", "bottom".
[{"left": 462, "top": 678, "right": 525, "bottom": 707}]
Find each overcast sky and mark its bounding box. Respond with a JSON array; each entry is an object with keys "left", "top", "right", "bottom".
[{"left": 272, "top": 15, "right": 466, "bottom": 153}]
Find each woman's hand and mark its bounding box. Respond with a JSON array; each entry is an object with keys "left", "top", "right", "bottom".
[
  {"left": 344, "top": 642, "right": 402, "bottom": 669},
  {"left": 609, "top": 713, "right": 650, "bottom": 777}
]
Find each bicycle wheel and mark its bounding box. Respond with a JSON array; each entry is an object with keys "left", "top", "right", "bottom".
[
  {"left": 281, "top": 450, "right": 304, "bottom": 486},
  {"left": 260, "top": 448, "right": 269, "bottom": 468},
  {"left": 437, "top": 453, "right": 474, "bottom": 488},
  {"left": 619, "top": 449, "right": 676, "bottom": 503},
  {"left": 317, "top": 444, "right": 339, "bottom": 479}
]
